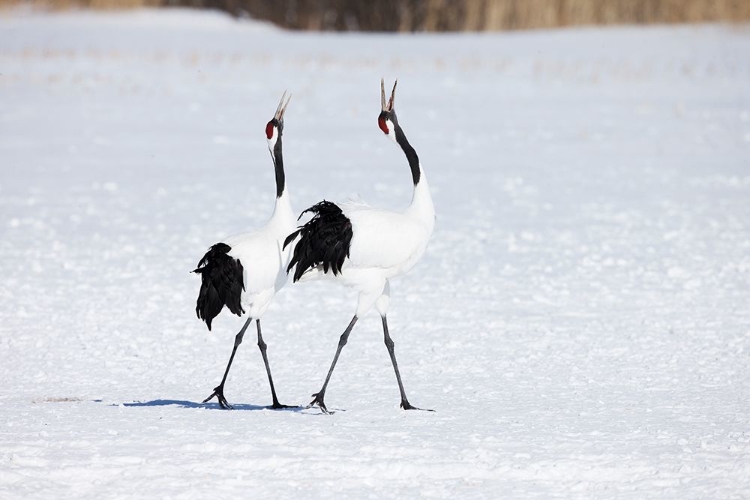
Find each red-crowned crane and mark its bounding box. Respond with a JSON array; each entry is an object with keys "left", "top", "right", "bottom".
[
  {"left": 284, "top": 80, "right": 435, "bottom": 413},
  {"left": 193, "top": 92, "right": 295, "bottom": 409}
]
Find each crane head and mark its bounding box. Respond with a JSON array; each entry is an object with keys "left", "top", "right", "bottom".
[
  {"left": 378, "top": 78, "right": 398, "bottom": 142},
  {"left": 266, "top": 91, "right": 291, "bottom": 146}
]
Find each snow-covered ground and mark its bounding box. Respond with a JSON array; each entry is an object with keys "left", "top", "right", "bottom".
[{"left": 1, "top": 8, "right": 749, "bottom": 498}]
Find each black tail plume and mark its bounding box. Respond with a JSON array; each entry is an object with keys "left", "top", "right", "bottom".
[
  {"left": 284, "top": 201, "right": 352, "bottom": 283},
  {"left": 193, "top": 243, "right": 245, "bottom": 331}
]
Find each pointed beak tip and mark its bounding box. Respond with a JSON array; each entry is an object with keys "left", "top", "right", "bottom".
[{"left": 274, "top": 91, "right": 289, "bottom": 120}]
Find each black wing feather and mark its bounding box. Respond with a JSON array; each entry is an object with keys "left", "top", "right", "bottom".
[
  {"left": 193, "top": 242, "right": 245, "bottom": 331},
  {"left": 284, "top": 201, "right": 353, "bottom": 283}
]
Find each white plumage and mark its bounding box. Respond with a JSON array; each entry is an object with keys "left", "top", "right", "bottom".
[{"left": 223, "top": 195, "right": 295, "bottom": 318}]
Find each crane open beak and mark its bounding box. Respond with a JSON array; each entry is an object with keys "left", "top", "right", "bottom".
[
  {"left": 381, "top": 78, "right": 397, "bottom": 112},
  {"left": 274, "top": 91, "right": 292, "bottom": 122}
]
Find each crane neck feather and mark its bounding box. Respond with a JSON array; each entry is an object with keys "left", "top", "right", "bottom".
[
  {"left": 272, "top": 136, "right": 285, "bottom": 198},
  {"left": 394, "top": 124, "right": 420, "bottom": 185}
]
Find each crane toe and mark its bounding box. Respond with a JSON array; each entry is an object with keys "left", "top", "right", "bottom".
[
  {"left": 268, "top": 401, "right": 298, "bottom": 410},
  {"left": 203, "top": 385, "right": 234, "bottom": 410},
  {"left": 400, "top": 399, "right": 434, "bottom": 412},
  {"left": 308, "top": 392, "right": 332, "bottom": 414}
]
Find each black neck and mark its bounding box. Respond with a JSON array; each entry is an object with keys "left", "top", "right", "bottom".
[
  {"left": 273, "top": 137, "right": 285, "bottom": 198},
  {"left": 394, "top": 124, "right": 420, "bottom": 185}
]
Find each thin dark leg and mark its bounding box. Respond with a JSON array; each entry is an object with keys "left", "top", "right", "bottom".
[
  {"left": 256, "top": 319, "right": 292, "bottom": 409},
  {"left": 382, "top": 315, "right": 433, "bottom": 411},
  {"left": 203, "top": 316, "right": 253, "bottom": 409},
  {"left": 309, "top": 315, "right": 358, "bottom": 414}
]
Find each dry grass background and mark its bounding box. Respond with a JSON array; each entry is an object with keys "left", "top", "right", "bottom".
[{"left": 3, "top": 0, "right": 750, "bottom": 30}]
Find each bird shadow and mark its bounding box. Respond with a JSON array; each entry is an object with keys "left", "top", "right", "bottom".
[{"left": 110, "top": 399, "right": 305, "bottom": 412}]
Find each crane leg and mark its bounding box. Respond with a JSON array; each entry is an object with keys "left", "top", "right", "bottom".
[
  {"left": 203, "top": 316, "right": 253, "bottom": 409},
  {"left": 382, "top": 315, "right": 433, "bottom": 411},
  {"left": 256, "top": 319, "right": 293, "bottom": 409},
  {"left": 308, "top": 315, "right": 358, "bottom": 414}
]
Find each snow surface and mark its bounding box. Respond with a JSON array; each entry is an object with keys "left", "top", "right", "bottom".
[{"left": 1, "top": 8, "right": 750, "bottom": 499}]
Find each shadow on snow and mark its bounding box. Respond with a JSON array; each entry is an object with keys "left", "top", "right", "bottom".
[{"left": 110, "top": 399, "right": 305, "bottom": 412}]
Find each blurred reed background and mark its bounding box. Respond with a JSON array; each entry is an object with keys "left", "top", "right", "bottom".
[{"left": 3, "top": 0, "right": 750, "bottom": 30}]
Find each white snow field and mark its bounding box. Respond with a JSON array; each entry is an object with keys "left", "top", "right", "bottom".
[{"left": 1, "top": 8, "right": 750, "bottom": 498}]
